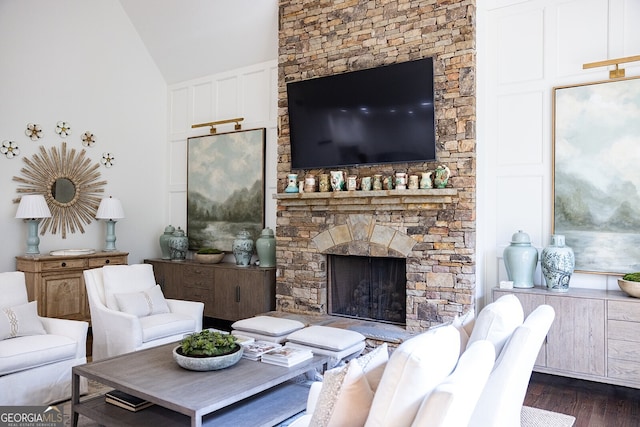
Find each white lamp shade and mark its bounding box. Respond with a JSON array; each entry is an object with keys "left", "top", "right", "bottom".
[
  {"left": 15, "top": 194, "right": 52, "bottom": 219},
  {"left": 96, "top": 196, "right": 125, "bottom": 220}
]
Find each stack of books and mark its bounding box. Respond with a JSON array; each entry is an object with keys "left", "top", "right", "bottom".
[
  {"left": 261, "top": 346, "right": 313, "bottom": 367},
  {"left": 232, "top": 333, "right": 255, "bottom": 346},
  {"left": 105, "top": 389, "right": 154, "bottom": 412},
  {"left": 241, "top": 340, "right": 282, "bottom": 361}
]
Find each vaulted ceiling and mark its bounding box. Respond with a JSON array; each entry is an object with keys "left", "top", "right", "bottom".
[{"left": 118, "top": 0, "right": 279, "bottom": 84}]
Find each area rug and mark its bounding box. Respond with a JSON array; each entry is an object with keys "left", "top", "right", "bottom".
[{"left": 522, "top": 405, "right": 576, "bottom": 427}]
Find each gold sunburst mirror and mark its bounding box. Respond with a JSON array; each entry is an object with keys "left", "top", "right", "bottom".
[{"left": 13, "top": 142, "right": 106, "bottom": 238}]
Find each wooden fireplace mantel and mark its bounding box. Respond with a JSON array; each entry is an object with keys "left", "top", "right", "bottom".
[{"left": 274, "top": 188, "right": 458, "bottom": 210}]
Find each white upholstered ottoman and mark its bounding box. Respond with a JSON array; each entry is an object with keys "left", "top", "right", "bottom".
[
  {"left": 285, "top": 325, "right": 366, "bottom": 368},
  {"left": 231, "top": 316, "right": 306, "bottom": 343}
]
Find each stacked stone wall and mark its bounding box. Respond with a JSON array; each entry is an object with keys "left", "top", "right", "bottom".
[{"left": 277, "top": 0, "right": 476, "bottom": 332}]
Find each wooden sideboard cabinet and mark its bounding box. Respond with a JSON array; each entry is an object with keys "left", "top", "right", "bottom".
[
  {"left": 16, "top": 251, "right": 128, "bottom": 322},
  {"left": 144, "top": 259, "right": 276, "bottom": 322},
  {"left": 493, "top": 286, "right": 640, "bottom": 389}
]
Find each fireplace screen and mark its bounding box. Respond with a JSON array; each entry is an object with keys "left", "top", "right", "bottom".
[{"left": 328, "top": 255, "right": 406, "bottom": 325}]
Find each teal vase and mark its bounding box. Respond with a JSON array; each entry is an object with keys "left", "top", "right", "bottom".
[
  {"left": 503, "top": 230, "right": 538, "bottom": 288},
  {"left": 256, "top": 228, "right": 276, "bottom": 268}
]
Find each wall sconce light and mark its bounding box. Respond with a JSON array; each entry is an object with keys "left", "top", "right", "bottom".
[
  {"left": 96, "top": 196, "right": 125, "bottom": 252},
  {"left": 583, "top": 54, "right": 640, "bottom": 79},
  {"left": 15, "top": 194, "right": 52, "bottom": 255},
  {"left": 192, "top": 117, "right": 244, "bottom": 134}
]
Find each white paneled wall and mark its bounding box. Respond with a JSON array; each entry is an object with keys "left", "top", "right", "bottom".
[
  {"left": 478, "top": 0, "right": 640, "bottom": 305},
  {"left": 167, "top": 60, "right": 279, "bottom": 240}
]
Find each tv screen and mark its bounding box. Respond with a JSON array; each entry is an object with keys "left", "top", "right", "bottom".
[{"left": 287, "top": 57, "right": 436, "bottom": 170}]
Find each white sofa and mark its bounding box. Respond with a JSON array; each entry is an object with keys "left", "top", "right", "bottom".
[
  {"left": 84, "top": 264, "right": 204, "bottom": 360},
  {"left": 0, "top": 271, "right": 88, "bottom": 405},
  {"left": 290, "top": 294, "right": 555, "bottom": 427}
]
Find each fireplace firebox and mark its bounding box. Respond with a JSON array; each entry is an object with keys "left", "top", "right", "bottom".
[{"left": 328, "top": 255, "right": 406, "bottom": 325}]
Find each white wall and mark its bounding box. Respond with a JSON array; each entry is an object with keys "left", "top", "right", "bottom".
[
  {"left": 167, "top": 61, "right": 279, "bottom": 263},
  {"left": 0, "top": 0, "right": 167, "bottom": 271},
  {"left": 478, "top": 0, "right": 640, "bottom": 304}
]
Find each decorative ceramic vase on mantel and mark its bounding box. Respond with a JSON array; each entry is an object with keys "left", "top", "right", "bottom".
[
  {"left": 420, "top": 172, "right": 433, "bottom": 189},
  {"left": 541, "top": 234, "right": 575, "bottom": 292},
  {"left": 232, "top": 230, "right": 254, "bottom": 267},
  {"left": 285, "top": 174, "right": 299, "bottom": 193},
  {"left": 434, "top": 165, "right": 451, "bottom": 188},
  {"left": 330, "top": 171, "right": 345, "bottom": 191},
  {"left": 503, "top": 230, "right": 538, "bottom": 288}
]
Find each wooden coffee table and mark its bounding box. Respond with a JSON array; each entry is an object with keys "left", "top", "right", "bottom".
[{"left": 71, "top": 342, "right": 328, "bottom": 427}]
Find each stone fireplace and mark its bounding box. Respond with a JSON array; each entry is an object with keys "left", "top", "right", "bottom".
[
  {"left": 276, "top": 0, "right": 476, "bottom": 333},
  {"left": 274, "top": 191, "right": 473, "bottom": 332}
]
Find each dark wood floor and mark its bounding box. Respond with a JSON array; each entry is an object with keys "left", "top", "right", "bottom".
[{"left": 525, "top": 372, "right": 640, "bottom": 426}]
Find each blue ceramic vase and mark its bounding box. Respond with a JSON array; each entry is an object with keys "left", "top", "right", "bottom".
[
  {"left": 232, "top": 230, "right": 254, "bottom": 267},
  {"left": 541, "top": 234, "right": 574, "bottom": 292},
  {"left": 169, "top": 227, "right": 188, "bottom": 262},
  {"left": 159, "top": 224, "right": 175, "bottom": 260}
]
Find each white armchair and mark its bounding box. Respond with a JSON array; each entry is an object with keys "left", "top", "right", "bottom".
[
  {"left": 288, "top": 296, "right": 555, "bottom": 427},
  {"left": 84, "top": 264, "right": 203, "bottom": 360},
  {"left": 468, "top": 304, "right": 556, "bottom": 427},
  {"left": 0, "top": 271, "right": 88, "bottom": 405}
]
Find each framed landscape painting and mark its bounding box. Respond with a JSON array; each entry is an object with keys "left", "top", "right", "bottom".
[
  {"left": 187, "top": 128, "right": 266, "bottom": 252},
  {"left": 553, "top": 76, "right": 640, "bottom": 274}
]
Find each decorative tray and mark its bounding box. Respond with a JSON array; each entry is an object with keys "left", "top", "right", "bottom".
[{"left": 49, "top": 249, "right": 96, "bottom": 256}]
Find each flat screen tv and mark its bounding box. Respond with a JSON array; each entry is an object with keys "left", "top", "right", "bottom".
[{"left": 287, "top": 57, "right": 436, "bottom": 170}]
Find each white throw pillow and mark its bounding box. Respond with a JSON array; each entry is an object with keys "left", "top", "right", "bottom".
[
  {"left": 309, "top": 353, "right": 379, "bottom": 426},
  {"left": 467, "top": 294, "right": 524, "bottom": 357},
  {"left": 0, "top": 301, "right": 46, "bottom": 340},
  {"left": 103, "top": 264, "right": 158, "bottom": 311},
  {"left": 411, "top": 340, "right": 496, "bottom": 427},
  {"left": 286, "top": 325, "right": 365, "bottom": 351},
  {"left": 357, "top": 343, "right": 388, "bottom": 392},
  {"left": 364, "top": 325, "right": 460, "bottom": 427},
  {"left": 452, "top": 308, "right": 475, "bottom": 354},
  {"left": 231, "top": 316, "right": 305, "bottom": 337},
  {"left": 114, "top": 285, "right": 171, "bottom": 317}
]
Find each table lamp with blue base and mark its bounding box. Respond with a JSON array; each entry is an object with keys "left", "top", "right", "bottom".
[
  {"left": 15, "top": 194, "right": 52, "bottom": 255},
  {"left": 96, "top": 196, "right": 125, "bottom": 252}
]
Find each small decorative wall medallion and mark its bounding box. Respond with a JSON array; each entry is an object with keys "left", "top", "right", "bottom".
[
  {"left": 82, "top": 131, "right": 96, "bottom": 147},
  {"left": 56, "top": 121, "right": 72, "bottom": 137},
  {"left": 1, "top": 140, "right": 19, "bottom": 158},
  {"left": 101, "top": 152, "right": 115, "bottom": 167},
  {"left": 25, "top": 123, "right": 43, "bottom": 140}
]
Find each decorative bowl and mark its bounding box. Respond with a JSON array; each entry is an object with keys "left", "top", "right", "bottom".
[
  {"left": 617, "top": 279, "right": 640, "bottom": 298},
  {"left": 172, "top": 345, "right": 243, "bottom": 371},
  {"left": 194, "top": 253, "right": 225, "bottom": 264}
]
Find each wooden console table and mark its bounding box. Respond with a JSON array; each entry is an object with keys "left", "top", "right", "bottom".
[
  {"left": 144, "top": 259, "right": 276, "bottom": 321},
  {"left": 16, "top": 251, "right": 128, "bottom": 322},
  {"left": 493, "top": 286, "right": 640, "bottom": 389}
]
